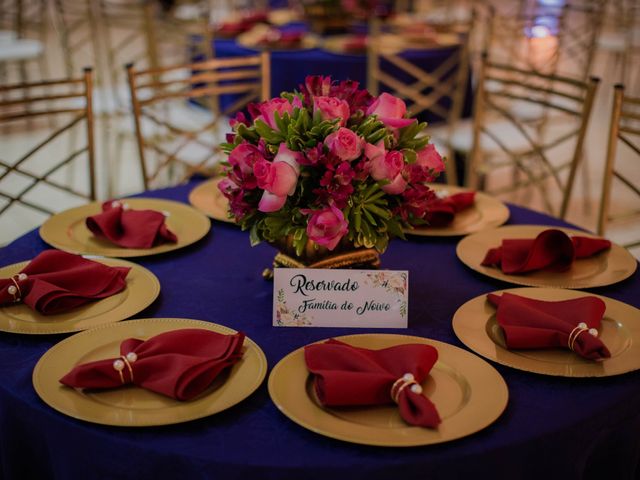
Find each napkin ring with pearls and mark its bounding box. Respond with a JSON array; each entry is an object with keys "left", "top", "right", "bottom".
[
  {"left": 391, "top": 373, "right": 423, "bottom": 404},
  {"left": 112, "top": 352, "right": 138, "bottom": 384},
  {"left": 568, "top": 322, "right": 599, "bottom": 352},
  {"left": 7, "top": 273, "right": 27, "bottom": 303}
]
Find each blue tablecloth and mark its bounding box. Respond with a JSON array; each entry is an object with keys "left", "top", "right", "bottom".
[
  {"left": 1, "top": 181, "right": 639, "bottom": 479},
  {"left": 212, "top": 38, "right": 472, "bottom": 125}
]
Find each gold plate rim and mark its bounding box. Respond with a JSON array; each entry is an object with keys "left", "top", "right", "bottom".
[
  {"left": 237, "top": 27, "right": 320, "bottom": 51},
  {"left": 404, "top": 184, "right": 510, "bottom": 237},
  {"left": 456, "top": 224, "right": 637, "bottom": 288},
  {"left": 32, "top": 318, "right": 268, "bottom": 426},
  {"left": 188, "top": 178, "right": 236, "bottom": 224},
  {"left": 39, "top": 198, "right": 211, "bottom": 258},
  {"left": 267, "top": 333, "right": 508, "bottom": 447},
  {"left": 0, "top": 258, "right": 160, "bottom": 334},
  {"left": 452, "top": 287, "right": 640, "bottom": 377}
]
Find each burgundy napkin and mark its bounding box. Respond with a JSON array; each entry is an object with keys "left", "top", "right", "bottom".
[
  {"left": 304, "top": 339, "right": 441, "bottom": 428},
  {"left": 0, "top": 250, "right": 130, "bottom": 315},
  {"left": 60, "top": 329, "right": 245, "bottom": 401},
  {"left": 343, "top": 35, "right": 367, "bottom": 52},
  {"left": 86, "top": 200, "right": 177, "bottom": 249},
  {"left": 487, "top": 292, "right": 610, "bottom": 360},
  {"left": 426, "top": 191, "right": 475, "bottom": 227},
  {"left": 481, "top": 229, "right": 611, "bottom": 274}
]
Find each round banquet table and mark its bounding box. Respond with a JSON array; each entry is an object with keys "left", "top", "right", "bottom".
[
  {"left": 1, "top": 181, "right": 639, "bottom": 480},
  {"left": 211, "top": 36, "right": 472, "bottom": 125}
]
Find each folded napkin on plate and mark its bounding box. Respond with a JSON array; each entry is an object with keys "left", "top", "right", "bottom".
[
  {"left": 60, "top": 329, "right": 245, "bottom": 401},
  {"left": 342, "top": 35, "right": 367, "bottom": 52},
  {"left": 481, "top": 229, "right": 611, "bottom": 274},
  {"left": 487, "top": 292, "right": 610, "bottom": 360},
  {"left": 0, "top": 250, "right": 130, "bottom": 315},
  {"left": 304, "top": 339, "right": 441, "bottom": 428},
  {"left": 427, "top": 191, "right": 475, "bottom": 227},
  {"left": 86, "top": 200, "right": 177, "bottom": 249}
]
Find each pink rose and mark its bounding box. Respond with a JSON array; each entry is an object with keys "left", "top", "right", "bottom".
[
  {"left": 416, "top": 143, "right": 445, "bottom": 173},
  {"left": 366, "top": 92, "right": 415, "bottom": 129},
  {"left": 305, "top": 204, "right": 349, "bottom": 251},
  {"left": 370, "top": 150, "right": 407, "bottom": 194},
  {"left": 257, "top": 97, "right": 301, "bottom": 131},
  {"left": 324, "top": 127, "right": 364, "bottom": 161},
  {"left": 256, "top": 143, "right": 302, "bottom": 212},
  {"left": 364, "top": 140, "right": 386, "bottom": 162},
  {"left": 228, "top": 142, "right": 266, "bottom": 189},
  {"left": 313, "top": 96, "right": 350, "bottom": 126}
]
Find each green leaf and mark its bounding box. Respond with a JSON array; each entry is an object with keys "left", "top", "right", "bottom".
[{"left": 249, "top": 224, "right": 261, "bottom": 246}]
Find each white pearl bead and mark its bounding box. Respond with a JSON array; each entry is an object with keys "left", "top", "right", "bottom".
[
  {"left": 578, "top": 322, "right": 587, "bottom": 329},
  {"left": 17, "top": 273, "right": 27, "bottom": 281},
  {"left": 588, "top": 328, "right": 598, "bottom": 337},
  {"left": 402, "top": 373, "right": 415, "bottom": 382},
  {"left": 111, "top": 201, "right": 121, "bottom": 208},
  {"left": 162, "top": 210, "right": 170, "bottom": 217},
  {"left": 7, "top": 286, "right": 17, "bottom": 295},
  {"left": 113, "top": 359, "right": 125, "bottom": 371},
  {"left": 410, "top": 384, "right": 423, "bottom": 395},
  {"left": 126, "top": 352, "right": 137, "bottom": 363},
  {"left": 122, "top": 203, "right": 130, "bottom": 211}
]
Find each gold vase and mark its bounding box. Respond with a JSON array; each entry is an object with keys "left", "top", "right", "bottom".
[{"left": 271, "top": 236, "right": 381, "bottom": 269}]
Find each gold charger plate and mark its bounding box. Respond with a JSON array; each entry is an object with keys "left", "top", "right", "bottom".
[
  {"left": 33, "top": 318, "right": 268, "bottom": 426},
  {"left": 456, "top": 225, "right": 637, "bottom": 288},
  {"left": 268, "top": 333, "right": 508, "bottom": 447},
  {"left": 237, "top": 25, "right": 319, "bottom": 51},
  {"left": 39, "top": 198, "right": 211, "bottom": 257},
  {"left": 188, "top": 178, "right": 235, "bottom": 224},
  {"left": 452, "top": 287, "right": 640, "bottom": 377},
  {"left": 0, "top": 258, "right": 159, "bottom": 334},
  {"left": 405, "top": 184, "right": 510, "bottom": 237}
]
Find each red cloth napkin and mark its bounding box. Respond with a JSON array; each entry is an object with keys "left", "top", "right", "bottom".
[
  {"left": 487, "top": 292, "right": 610, "bottom": 360},
  {"left": 0, "top": 250, "right": 130, "bottom": 315},
  {"left": 481, "top": 229, "right": 611, "bottom": 274},
  {"left": 86, "top": 200, "right": 177, "bottom": 249},
  {"left": 343, "top": 35, "right": 367, "bottom": 52},
  {"left": 60, "top": 329, "right": 245, "bottom": 401},
  {"left": 304, "top": 339, "right": 441, "bottom": 428},
  {"left": 426, "top": 191, "right": 475, "bottom": 227}
]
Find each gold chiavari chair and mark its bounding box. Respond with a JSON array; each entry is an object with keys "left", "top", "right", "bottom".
[
  {"left": 467, "top": 54, "right": 600, "bottom": 219},
  {"left": 367, "top": 15, "right": 473, "bottom": 184},
  {"left": 597, "top": 85, "right": 640, "bottom": 248},
  {"left": 126, "top": 52, "right": 270, "bottom": 190},
  {"left": 0, "top": 0, "right": 48, "bottom": 85},
  {"left": 0, "top": 68, "right": 96, "bottom": 228}
]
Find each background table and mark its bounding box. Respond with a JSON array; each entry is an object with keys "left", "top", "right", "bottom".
[
  {"left": 1, "top": 181, "right": 639, "bottom": 479},
  {"left": 211, "top": 35, "right": 472, "bottom": 125}
]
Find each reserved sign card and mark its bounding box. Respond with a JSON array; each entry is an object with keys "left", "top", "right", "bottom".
[{"left": 273, "top": 268, "right": 408, "bottom": 328}]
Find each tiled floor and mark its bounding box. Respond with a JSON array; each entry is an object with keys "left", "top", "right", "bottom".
[{"left": 1, "top": 7, "right": 639, "bottom": 259}]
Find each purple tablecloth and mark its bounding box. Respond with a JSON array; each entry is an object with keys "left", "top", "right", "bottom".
[{"left": 0, "top": 181, "right": 639, "bottom": 479}]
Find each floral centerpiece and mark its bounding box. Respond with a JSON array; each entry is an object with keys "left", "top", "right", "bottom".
[{"left": 218, "top": 75, "right": 444, "bottom": 267}]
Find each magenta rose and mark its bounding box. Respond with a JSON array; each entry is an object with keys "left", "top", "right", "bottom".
[
  {"left": 366, "top": 92, "right": 415, "bottom": 129},
  {"left": 370, "top": 150, "right": 408, "bottom": 194},
  {"left": 416, "top": 143, "right": 445, "bottom": 173},
  {"left": 256, "top": 97, "right": 301, "bottom": 131},
  {"left": 313, "top": 96, "right": 350, "bottom": 126},
  {"left": 228, "top": 142, "right": 266, "bottom": 189},
  {"left": 324, "top": 127, "right": 364, "bottom": 161},
  {"left": 256, "top": 143, "right": 302, "bottom": 212},
  {"left": 304, "top": 204, "right": 349, "bottom": 251}
]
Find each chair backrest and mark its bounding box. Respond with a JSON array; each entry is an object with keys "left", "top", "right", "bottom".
[
  {"left": 597, "top": 84, "right": 640, "bottom": 247},
  {"left": 126, "top": 52, "right": 270, "bottom": 190},
  {"left": 0, "top": 68, "right": 96, "bottom": 220},
  {"left": 467, "top": 54, "right": 600, "bottom": 219},
  {"left": 367, "top": 15, "right": 473, "bottom": 184},
  {"left": 484, "top": 3, "right": 602, "bottom": 80}
]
